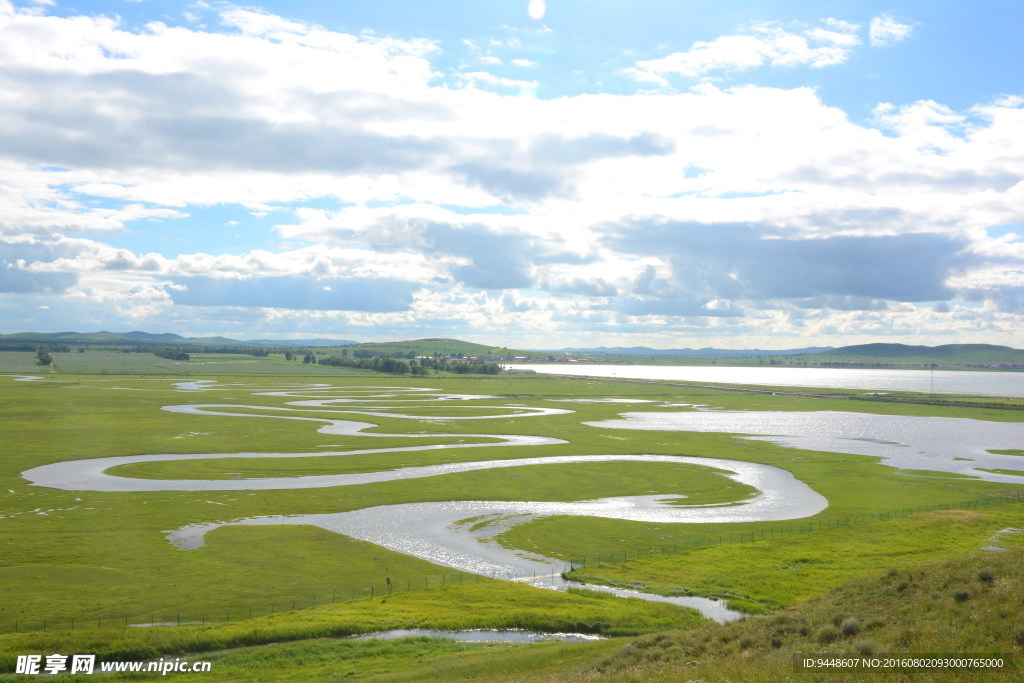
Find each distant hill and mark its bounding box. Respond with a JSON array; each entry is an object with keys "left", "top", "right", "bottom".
[
  {"left": 336, "top": 338, "right": 525, "bottom": 357},
  {"left": 0, "top": 331, "right": 527, "bottom": 356},
  {"left": 552, "top": 346, "right": 832, "bottom": 358},
  {"left": 0, "top": 331, "right": 356, "bottom": 348},
  {"left": 816, "top": 343, "right": 1024, "bottom": 365},
  {"left": 0, "top": 330, "right": 238, "bottom": 346},
  {"left": 247, "top": 338, "right": 358, "bottom": 347}
]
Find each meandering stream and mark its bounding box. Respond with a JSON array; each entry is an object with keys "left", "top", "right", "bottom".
[{"left": 19, "top": 379, "right": 1023, "bottom": 622}]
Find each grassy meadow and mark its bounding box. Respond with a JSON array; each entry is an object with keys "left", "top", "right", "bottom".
[{"left": 0, "top": 366, "right": 1021, "bottom": 680}]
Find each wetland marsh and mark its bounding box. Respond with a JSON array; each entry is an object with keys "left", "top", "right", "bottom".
[{"left": 1, "top": 370, "right": 1022, "bottom": 677}]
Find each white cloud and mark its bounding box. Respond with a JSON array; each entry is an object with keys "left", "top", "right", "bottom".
[
  {"left": 454, "top": 70, "right": 538, "bottom": 92},
  {"left": 869, "top": 15, "right": 914, "bottom": 47},
  {"left": 0, "top": 4, "right": 1020, "bottom": 345},
  {"left": 626, "top": 18, "right": 861, "bottom": 83}
]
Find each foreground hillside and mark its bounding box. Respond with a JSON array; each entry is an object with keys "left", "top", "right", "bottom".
[
  {"left": 573, "top": 545, "right": 1023, "bottom": 682},
  {"left": 1, "top": 547, "right": 1020, "bottom": 681}
]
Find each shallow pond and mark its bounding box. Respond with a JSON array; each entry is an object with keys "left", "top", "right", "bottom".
[{"left": 588, "top": 410, "right": 1024, "bottom": 483}]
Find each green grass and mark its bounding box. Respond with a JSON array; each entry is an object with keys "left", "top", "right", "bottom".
[
  {"left": 2, "top": 551, "right": 1021, "bottom": 681},
  {"left": 557, "top": 548, "right": 1024, "bottom": 682},
  {"left": 0, "top": 582, "right": 700, "bottom": 676},
  {"left": 0, "top": 351, "right": 374, "bottom": 375},
  {"left": 562, "top": 503, "right": 1024, "bottom": 613},
  {"left": 0, "top": 370, "right": 1022, "bottom": 680},
  {"left": 107, "top": 460, "right": 757, "bottom": 507}
]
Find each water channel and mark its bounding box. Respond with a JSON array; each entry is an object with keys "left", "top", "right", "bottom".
[{"left": 18, "top": 378, "right": 1024, "bottom": 623}]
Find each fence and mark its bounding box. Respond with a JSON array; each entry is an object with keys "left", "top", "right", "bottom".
[
  {"left": 565, "top": 491, "right": 1024, "bottom": 571},
  {"left": 4, "top": 491, "right": 1022, "bottom": 635}
]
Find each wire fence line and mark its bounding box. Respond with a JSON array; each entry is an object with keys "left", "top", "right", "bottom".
[
  {"left": 4, "top": 491, "right": 1022, "bottom": 635},
  {"left": 564, "top": 491, "right": 1024, "bottom": 571}
]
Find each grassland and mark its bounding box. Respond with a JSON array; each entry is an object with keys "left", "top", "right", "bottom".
[
  {"left": 1, "top": 550, "right": 1020, "bottom": 681},
  {"left": 0, "top": 369, "right": 1021, "bottom": 680},
  {"left": 0, "top": 350, "right": 373, "bottom": 376}
]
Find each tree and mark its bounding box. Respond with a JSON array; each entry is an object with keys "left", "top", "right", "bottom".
[{"left": 35, "top": 348, "right": 53, "bottom": 366}]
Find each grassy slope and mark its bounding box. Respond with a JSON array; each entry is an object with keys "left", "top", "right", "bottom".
[
  {"left": 564, "top": 547, "right": 1024, "bottom": 682},
  {"left": 1, "top": 549, "right": 1020, "bottom": 681},
  {"left": 326, "top": 338, "right": 531, "bottom": 357},
  {"left": 0, "top": 584, "right": 700, "bottom": 677},
  {"left": 560, "top": 505, "right": 1024, "bottom": 613}
]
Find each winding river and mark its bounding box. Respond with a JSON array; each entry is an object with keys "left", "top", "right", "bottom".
[{"left": 18, "top": 378, "right": 1024, "bottom": 622}]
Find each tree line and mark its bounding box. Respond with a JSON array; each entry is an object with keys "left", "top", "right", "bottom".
[{"left": 316, "top": 355, "right": 500, "bottom": 375}]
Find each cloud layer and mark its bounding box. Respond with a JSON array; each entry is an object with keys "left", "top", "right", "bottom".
[{"left": 0, "top": 1, "right": 1021, "bottom": 347}]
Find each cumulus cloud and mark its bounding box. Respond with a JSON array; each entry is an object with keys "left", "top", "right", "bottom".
[
  {"left": 0, "top": 3, "right": 1020, "bottom": 345},
  {"left": 869, "top": 15, "right": 914, "bottom": 47},
  {"left": 606, "top": 221, "right": 971, "bottom": 304}
]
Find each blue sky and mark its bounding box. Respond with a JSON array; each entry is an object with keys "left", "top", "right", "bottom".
[{"left": 1, "top": 0, "right": 1022, "bottom": 347}]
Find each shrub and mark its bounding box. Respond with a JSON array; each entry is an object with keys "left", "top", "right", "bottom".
[
  {"left": 840, "top": 617, "right": 860, "bottom": 637},
  {"left": 817, "top": 626, "right": 839, "bottom": 644},
  {"left": 953, "top": 590, "right": 970, "bottom": 603},
  {"left": 977, "top": 570, "right": 994, "bottom": 585},
  {"left": 853, "top": 639, "right": 877, "bottom": 655}
]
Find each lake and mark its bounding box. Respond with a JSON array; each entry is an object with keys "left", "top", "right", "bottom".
[{"left": 507, "top": 364, "right": 1024, "bottom": 397}]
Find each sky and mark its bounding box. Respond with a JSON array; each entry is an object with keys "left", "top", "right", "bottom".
[{"left": 1, "top": 0, "right": 1022, "bottom": 349}]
